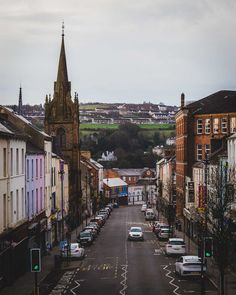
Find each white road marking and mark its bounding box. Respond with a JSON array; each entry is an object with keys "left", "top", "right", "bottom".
[
  {"left": 163, "top": 265, "right": 181, "bottom": 295},
  {"left": 70, "top": 280, "right": 81, "bottom": 295}
]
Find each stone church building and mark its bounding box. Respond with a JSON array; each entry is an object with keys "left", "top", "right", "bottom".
[{"left": 44, "top": 26, "right": 81, "bottom": 225}]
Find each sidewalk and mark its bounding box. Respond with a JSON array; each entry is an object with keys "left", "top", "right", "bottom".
[
  {"left": 155, "top": 208, "right": 236, "bottom": 295},
  {"left": 0, "top": 222, "right": 84, "bottom": 295}
]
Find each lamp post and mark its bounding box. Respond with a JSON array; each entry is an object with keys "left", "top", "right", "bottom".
[
  {"left": 200, "top": 156, "right": 209, "bottom": 295},
  {"left": 59, "top": 160, "right": 65, "bottom": 241},
  {"left": 85, "top": 173, "right": 88, "bottom": 226}
]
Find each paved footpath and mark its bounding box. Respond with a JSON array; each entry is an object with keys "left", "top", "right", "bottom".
[
  {"left": 151, "top": 206, "right": 236, "bottom": 295},
  {"left": 0, "top": 222, "right": 84, "bottom": 295}
]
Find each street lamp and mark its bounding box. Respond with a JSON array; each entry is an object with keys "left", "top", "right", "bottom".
[{"left": 200, "top": 156, "right": 209, "bottom": 295}]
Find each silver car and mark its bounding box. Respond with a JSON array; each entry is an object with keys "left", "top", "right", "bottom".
[{"left": 128, "top": 227, "right": 144, "bottom": 241}]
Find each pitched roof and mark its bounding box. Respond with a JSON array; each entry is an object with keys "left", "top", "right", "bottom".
[
  {"left": 103, "top": 177, "right": 128, "bottom": 187},
  {"left": 186, "top": 90, "right": 236, "bottom": 115}
]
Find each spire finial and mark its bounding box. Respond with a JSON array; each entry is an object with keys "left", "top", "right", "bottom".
[{"left": 62, "top": 20, "right": 64, "bottom": 37}]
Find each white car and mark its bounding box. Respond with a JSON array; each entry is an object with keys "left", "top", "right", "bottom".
[
  {"left": 128, "top": 227, "right": 144, "bottom": 241},
  {"left": 61, "top": 243, "right": 85, "bottom": 259},
  {"left": 141, "top": 204, "right": 147, "bottom": 212},
  {"left": 175, "top": 256, "right": 206, "bottom": 277},
  {"left": 165, "top": 238, "right": 186, "bottom": 256}
]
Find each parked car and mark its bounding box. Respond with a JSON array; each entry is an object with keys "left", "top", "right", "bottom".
[
  {"left": 165, "top": 238, "right": 186, "bottom": 256},
  {"left": 175, "top": 256, "right": 206, "bottom": 277},
  {"left": 141, "top": 204, "right": 147, "bottom": 212},
  {"left": 90, "top": 218, "right": 103, "bottom": 227},
  {"left": 83, "top": 226, "right": 98, "bottom": 238},
  {"left": 77, "top": 230, "right": 93, "bottom": 246},
  {"left": 113, "top": 202, "right": 119, "bottom": 208},
  {"left": 88, "top": 222, "right": 100, "bottom": 233},
  {"left": 128, "top": 227, "right": 144, "bottom": 241},
  {"left": 61, "top": 242, "right": 85, "bottom": 259},
  {"left": 157, "top": 227, "right": 172, "bottom": 240},
  {"left": 154, "top": 222, "right": 169, "bottom": 235}
]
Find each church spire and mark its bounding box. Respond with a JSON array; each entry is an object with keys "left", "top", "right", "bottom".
[
  {"left": 18, "top": 85, "right": 23, "bottom": 115},
  {"left": 54, "top": 22, "right": 71, "bottom": 100}
]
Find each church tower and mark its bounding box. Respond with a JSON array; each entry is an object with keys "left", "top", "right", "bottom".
[{"left": 44, "top": 24, "right": 81, "bottom": 221}]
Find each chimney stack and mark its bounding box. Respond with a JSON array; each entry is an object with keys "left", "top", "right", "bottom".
[{"left": 181, "top": 93, "right": 185, "bottom": 109}]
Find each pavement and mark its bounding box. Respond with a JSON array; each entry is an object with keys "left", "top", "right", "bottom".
[
  {"left": 152, "top": 206, "right": 236, "bottom": 295},
  {"left": 0, "top": 220, "right": 85, "bottom": 295}
]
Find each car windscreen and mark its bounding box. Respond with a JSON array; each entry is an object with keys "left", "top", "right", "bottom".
[
  {"left": 131, "top": 228, "right": 141, "bottom": 232},
  {"left": 70, "top": 244, "right": 78, "bottom": 250},
  {"left": 80, "top": 232, "right": 91, "bottom": 237},
  {"left": 161, "top": 229, "right": 170, "bottom": 233},
  {"left": 169, "top": 241, "right": 185, "bottom": 245},
  {"left": 183, "top": 263, "right": 201, "bottom": 266}
]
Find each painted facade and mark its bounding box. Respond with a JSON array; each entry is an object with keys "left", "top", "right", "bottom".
[
  {"left": 0, "top": 125, "right": 26, "bottom": 233},
  {"left": 25, "top": 152, "right": 45, "bottom": 220}
]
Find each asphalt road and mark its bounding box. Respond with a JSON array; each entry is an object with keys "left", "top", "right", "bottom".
[{"left": 45, "top": 205, "right": 217, "bottom": 295}]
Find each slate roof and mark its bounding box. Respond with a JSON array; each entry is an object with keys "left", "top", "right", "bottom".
[{"left": 186, "top": 90, "right": 236, "bottom": 115}]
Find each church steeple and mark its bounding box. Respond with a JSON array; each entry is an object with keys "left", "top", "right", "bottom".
[
  {"left": 18, "top": 85, "right": 23, "bottom": 115},
  {"left": 54, "top": 22, "right": 71, "bottom": 102}
]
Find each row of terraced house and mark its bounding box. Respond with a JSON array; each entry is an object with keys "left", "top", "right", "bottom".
[{"left": 157, "top": 90, "right": 236, "bottom": 265}]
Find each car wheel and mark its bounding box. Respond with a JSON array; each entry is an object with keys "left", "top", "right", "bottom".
[{"left": 179, "top": 269, "right": 182, "bottom": 277}]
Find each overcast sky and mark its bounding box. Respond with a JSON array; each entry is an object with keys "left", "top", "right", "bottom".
[{"left": 1, "top": 0, "right": 236, "bottom": 106}]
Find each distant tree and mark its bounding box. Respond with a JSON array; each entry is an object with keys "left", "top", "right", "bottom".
[{"left": 119, "top": 122, "right": 140, "bottom": 137}]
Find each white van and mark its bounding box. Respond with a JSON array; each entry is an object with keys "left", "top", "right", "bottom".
[{"left": 145, "top": 209, "right": 155, "bottom": 221}]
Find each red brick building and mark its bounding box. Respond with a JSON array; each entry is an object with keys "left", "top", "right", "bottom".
[{"left": 175, "top": 91, "right": 236, "bottom": 217}]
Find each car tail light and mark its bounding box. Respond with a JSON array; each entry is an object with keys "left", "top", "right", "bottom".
[{"left": 181, "top": 245, "right": 185, "bottom": 248}]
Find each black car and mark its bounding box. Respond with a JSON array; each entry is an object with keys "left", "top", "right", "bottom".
[{"left": 77, "top": 230, "right": 93, "bottom": 246}]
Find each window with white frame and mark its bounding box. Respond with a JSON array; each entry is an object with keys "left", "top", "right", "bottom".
[
  {"left": 230, "top": 117, "right": 236, "bottom": 133},
  {"left": 31, "top": 159, "right": 34, "bottom": 179},
  {"left": 221, "top": 118, "right": 227, "bottom": 133},
  {"left": 36, "top": 159, "right": 38, "bottom": 178},
  {"left": 197, "top": 119, "right": 203, "bottom": 134},
  {"left": 213, "top": 118, "right": 219, "bottom": 134},
  {"left": 10, "top": 148, "right": 13, "bottom": 176},
  {"left": 3, "top": 194, "right": 7, "bottom": 228},
  {"left": 205, "top": 144, "right": 210, "bottom": 158},
  {"left": 26, "top": 159, "right": 29, "bottom": 180},
  {"left": 197, "top": 144, "right": 203, "bottom": 161},
  {"left": 16, "top": 148, "right": 19, "bottom": 175},
  {"left": 40, "top": 158, "right": 42, "bottom": 178},
  {"left": 16, "top": 189, "right": 19, "bottom": 220},
  {"left": 21, "top": 149, "right": 24, "bottom": 174},
  {"left": 3, "top": 148, "right": 7, "bottom": 177},
  {"left": 205, "top": 118, "right": 211, "bottom": 134}
]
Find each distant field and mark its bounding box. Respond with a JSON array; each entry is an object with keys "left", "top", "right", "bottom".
[
  {"left": 80, "top": 104, "right": 114, "bottom": 110},
  {"left": 80, "top": 123, "right": 175, "bottom": 130}
]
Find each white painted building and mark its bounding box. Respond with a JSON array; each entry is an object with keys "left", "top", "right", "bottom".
[{"left": 0, "top": 123, "right": 26, "bottom": 233}]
